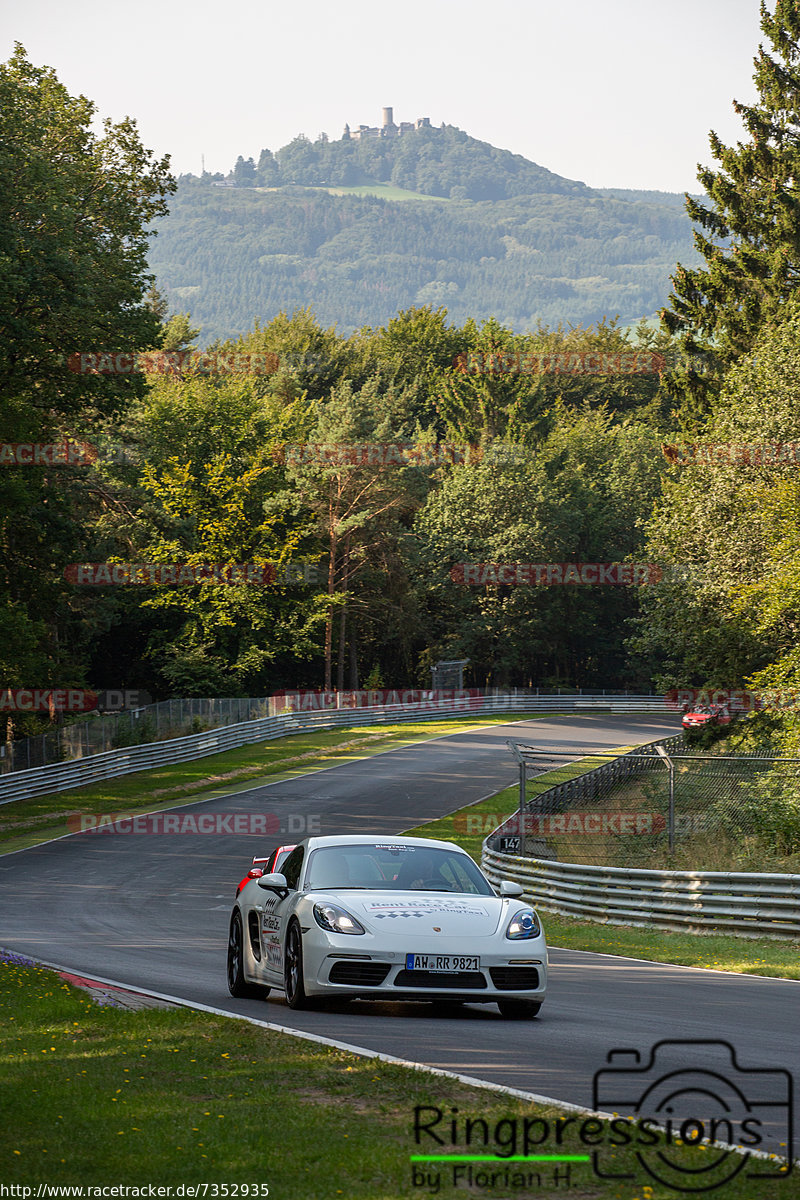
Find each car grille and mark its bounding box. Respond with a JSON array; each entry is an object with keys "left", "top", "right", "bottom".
[
  {"left": 488, "top": 967, "right": 540, "bottom": 991},
  {"left": 328, "top": 961, "right": 391, "bottom": 986},
  {"left": 393, "top": 970, "right": 487, "bottom": 989}
]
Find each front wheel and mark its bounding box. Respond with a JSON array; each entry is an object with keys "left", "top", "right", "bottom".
[
  {"left": 284, "top": 920, "right": 312, "bottom": 1009},
  {"left": 497, "top": 999, "right": 541, "bottom": 1019},
  {"left": 227, "top": 911, "right": 269, "bottom": 999}
]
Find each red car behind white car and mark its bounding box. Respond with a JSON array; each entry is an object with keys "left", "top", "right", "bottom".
[
  {"left": 682, "top": 704, "right": 733, "bottom": 731},
  {"left": 236, "top": 844, "right": 297, "bottom": 896}
]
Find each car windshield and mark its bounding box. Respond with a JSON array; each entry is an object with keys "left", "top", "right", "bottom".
[{"left": 305, "top": 843, "right": 495, "bottom": 895}]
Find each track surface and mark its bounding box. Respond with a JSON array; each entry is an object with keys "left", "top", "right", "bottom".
[{"left": 1, "top": 714, "right": 797, "bottom": 1157}]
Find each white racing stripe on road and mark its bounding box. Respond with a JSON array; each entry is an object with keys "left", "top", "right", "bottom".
[{"left": 2, "top": 946, "right": 794, "bottom": 1168}]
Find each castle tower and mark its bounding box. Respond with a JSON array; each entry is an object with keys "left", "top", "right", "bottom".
[{"left": 382, "top": 107, "right": 393, "bottom": 128}]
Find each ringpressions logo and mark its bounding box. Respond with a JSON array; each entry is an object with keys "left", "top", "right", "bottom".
[
  {"left": 409, "top": 1040, "right": 793, "bottom": 1194},
  {"left": 592, "top": 1039, "right": 793, "bottom": 1192}
]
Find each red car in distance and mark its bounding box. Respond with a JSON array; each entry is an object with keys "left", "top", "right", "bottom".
[
  {"left": 682, "top": 703, "right": 733, "bottom": 731},
  {"left": 236, "top": 844, "right": 297, "bottom": 896}
]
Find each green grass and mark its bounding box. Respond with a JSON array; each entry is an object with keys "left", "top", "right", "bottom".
[
  {"left": 311, "top": 183, "right": 449, "bottom": 202},
  {"left": 2, "top": 958, "right": 795, "bottom": 1196},
  {"left": 4, "top": 731, "right": 799, "bottom": 1192},
  {"left": 254, "top": 182, "right": 448, "bottom": 202},
  {"left": 0, "top": 712, "right": 556, "bottom": 856},
  {"left": 537, "top": 913, "right": 800, "bottom": 979}
]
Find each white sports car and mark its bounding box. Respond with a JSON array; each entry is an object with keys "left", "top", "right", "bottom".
[{"left": 226, "top": 834, "right": 547, "bottom": 1018}]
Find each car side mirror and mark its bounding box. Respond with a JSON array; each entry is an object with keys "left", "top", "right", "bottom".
[
  {"left": 257, "top": 871, "right": 289, "bottom": 896},
  {"left": 498, "top": 879, "right": 524, "bottom": 898}
]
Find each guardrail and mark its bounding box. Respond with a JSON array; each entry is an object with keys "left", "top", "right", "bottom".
[
  {"left": 481, "top": 735, "right": 800, "bottom": 938},
  {"left": 0, "top": 693, "right": 674, "bottom": 804},
  {"left": 0, "top": 688, "right": 674, "bottom": 775},
  {"left": 482, "top": 850, "right": 800, "bottom": 938}
]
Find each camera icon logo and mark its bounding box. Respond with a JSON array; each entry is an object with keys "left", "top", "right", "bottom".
[{"left": 592, "top": 1039, "right": 793, "bottom": 1192}]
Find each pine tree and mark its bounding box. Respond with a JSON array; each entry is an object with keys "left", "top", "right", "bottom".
[{"left": 662, "top": 0, "right": 800, "bottom": 422}]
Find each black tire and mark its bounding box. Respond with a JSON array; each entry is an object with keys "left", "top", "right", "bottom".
[
  {"left": 227, "top": 911, "right": 269, "bottom": 999},
  {"left": 497, "top": 999, "right": 541, "bottom": 1019},
  {"left": 284, "top": 919, "right": 311, "bottom": 1009}
]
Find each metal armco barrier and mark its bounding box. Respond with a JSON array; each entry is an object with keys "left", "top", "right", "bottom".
[
  {"left": 481, "top": 849, "right": 800, "bottom": 939},
  {"left": 0, "top": 693, "right": 672, "bottom": 804},
  {"left": 482, "top": 735, "right": 800, "bottom": 939}
]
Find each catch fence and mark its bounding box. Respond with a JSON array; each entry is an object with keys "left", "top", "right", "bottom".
[
  {"left": 1, "top": 689, "right": 671, "bottom": 775},
  {"left": 482, "top": 739, "right": 800, "bottom": 936}
]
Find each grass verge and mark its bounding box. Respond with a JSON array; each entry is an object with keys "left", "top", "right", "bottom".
[
  {"left": 0, "top": 712, "right": 555, "bottom": 857},
  {"left": 2, "top": 956, "right": 795, "bottom": 1196},
  {"left": 403, "top": 772, "right": 800, "bottom": 981}
]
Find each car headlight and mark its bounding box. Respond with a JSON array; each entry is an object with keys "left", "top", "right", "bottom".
[
  {"left": 505, "top": 908, "right": 540, "bottom": 939},
  {"left": 313, "top": 902, "right": 366, "bottom": 935}
]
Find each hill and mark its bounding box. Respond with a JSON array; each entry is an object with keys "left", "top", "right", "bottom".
[{"left": 148, "top": 123, "right": 703, "bottom": 341}]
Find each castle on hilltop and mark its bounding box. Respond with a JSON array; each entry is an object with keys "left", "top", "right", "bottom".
[{"left": 344, "top": 108, "right": 432, "bottom": 141}]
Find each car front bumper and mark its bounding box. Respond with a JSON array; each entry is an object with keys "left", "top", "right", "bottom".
[{"left": 302, "top": 932, "right": 548, "bottom": 1003}]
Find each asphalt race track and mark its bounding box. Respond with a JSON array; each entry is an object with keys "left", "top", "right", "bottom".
[{"left": 1, "top": 714, "right": 797, "bottom": 1159}]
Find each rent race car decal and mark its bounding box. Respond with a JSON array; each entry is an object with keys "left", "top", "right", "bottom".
[{"left": 365, "top": 900, "right": 488, "bottom": 919}]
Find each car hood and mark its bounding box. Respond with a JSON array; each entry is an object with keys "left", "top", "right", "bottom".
[{"left": 317, "top": 890, "right": 509, "bottom": 936}]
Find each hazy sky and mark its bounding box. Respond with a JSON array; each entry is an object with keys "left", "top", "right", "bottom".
[{"left": 4, "top": 0, "right": 767, "bottom": 192}]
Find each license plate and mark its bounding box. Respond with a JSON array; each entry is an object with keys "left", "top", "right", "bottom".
[{"left": 405, "top": 953, "right": 479, "bottom": 972}]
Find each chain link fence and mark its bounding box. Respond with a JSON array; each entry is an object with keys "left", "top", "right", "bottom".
[
  {"left": 0, "top": 697, "right": 272, "bottom": 774},
  {"left": 491, "top": 739, "right": 800, "bottom": 874},
  {"left": 0, "top": 688, "right": 669, "bottom": 775}
]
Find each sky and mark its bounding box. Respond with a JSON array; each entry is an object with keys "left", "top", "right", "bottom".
[{"left": 3, "top": 0, "right": 767, "bottom": 193}]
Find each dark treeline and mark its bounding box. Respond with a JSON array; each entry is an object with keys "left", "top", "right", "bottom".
[
  {"left": 2, "top": 276, "right": 682, "bottom": 733},
  {"left": 226, "top": 123, "right": 591, "bottom": 201}
]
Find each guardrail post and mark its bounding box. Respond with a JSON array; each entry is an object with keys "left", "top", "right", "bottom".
[{"left": 654, "top": 745, "right": 675, "bottom": 852}]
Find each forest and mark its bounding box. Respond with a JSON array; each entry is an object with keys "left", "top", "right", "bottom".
[{"left": 5, "top": 0, "right": 800, "bottom": 766}]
